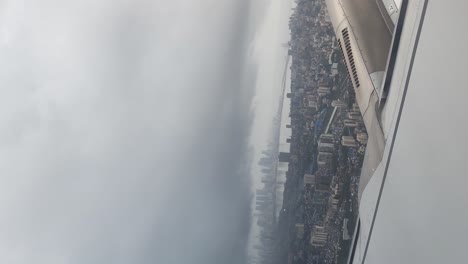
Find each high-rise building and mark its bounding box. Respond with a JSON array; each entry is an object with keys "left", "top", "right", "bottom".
[
  {"left": 319, "top": 133, "right": 335, "bottom": 144},
  {"left": 318, "top": 142, "right": 335, "bottom": 153},
  {"left": 310, "top": 226, "right": 329, "bottom": 247},
  {"left": 341, "top": 136, "right": 358, "bottom": 147},
  {"left": 296, "top": 223, "right": 305, "bottom": 239},
  {"left": 304, "top": 174, "right": 316, "bottom": 186}
]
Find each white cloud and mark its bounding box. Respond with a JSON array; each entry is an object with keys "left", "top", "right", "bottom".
[{"left": 0, "top": 0, "right": 272, "bottom": 263}]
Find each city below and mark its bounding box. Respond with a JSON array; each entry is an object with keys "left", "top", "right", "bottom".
[{"left": 251, "top": 0, "right": 367, "bottom": 263}]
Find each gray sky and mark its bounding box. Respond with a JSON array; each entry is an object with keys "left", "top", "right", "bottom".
[{"left": 0, "top": 0, "right": 289, "bottom": 263}]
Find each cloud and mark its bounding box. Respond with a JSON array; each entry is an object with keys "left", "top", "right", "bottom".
[{"left": 0, "top": 0, "right": 265, "bottom": 263}]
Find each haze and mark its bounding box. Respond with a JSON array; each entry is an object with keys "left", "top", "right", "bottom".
[{"left": 0, "top": 0, "right": 290, "bottom": 263}]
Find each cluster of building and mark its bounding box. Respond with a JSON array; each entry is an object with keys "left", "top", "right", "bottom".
[
  {"left": 253, "top": 186, "right": 278, "bottom": 262},
  {"left": 273, "top": 0, "right": 370, "bottom": 264},
  {"left": 250, "top": 93, "right": 292, "bottom": 264}
]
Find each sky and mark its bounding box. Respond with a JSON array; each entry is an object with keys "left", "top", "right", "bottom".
[{"left": 0, "top": 0, "right": 290, "bottom": 263}]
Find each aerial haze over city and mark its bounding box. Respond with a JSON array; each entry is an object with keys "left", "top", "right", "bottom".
[
  {"left": 0, "top": 0, "right": 292, "bottom": 263},
  {"left": 1, "top": 0, "right": 468, "bottom": 264}
]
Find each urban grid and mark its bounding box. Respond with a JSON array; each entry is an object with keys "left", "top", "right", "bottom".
[{"left": 252, "top": 0, "right": 368, "bottom": 263}]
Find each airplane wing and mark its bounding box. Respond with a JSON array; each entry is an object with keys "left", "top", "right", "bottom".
[{"left": 326, "top": 0, "right": 468, "bottom": 263}]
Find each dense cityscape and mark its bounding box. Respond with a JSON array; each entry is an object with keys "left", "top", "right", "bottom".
[{"left": 251, "top": 0, "right": 368, "bottom": 263}]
